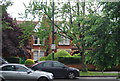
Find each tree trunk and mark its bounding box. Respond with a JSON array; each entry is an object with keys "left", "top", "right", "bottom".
[{"left": 81, "top": 52, "right": 87, "bottom": 72}]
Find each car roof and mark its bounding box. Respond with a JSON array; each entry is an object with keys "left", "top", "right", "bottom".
[
  {"left": 32, "top": 60, "right": 59, "bottom": 67},
  {"left": 0, "top": 63, "right": 25, "bottom": 67}
]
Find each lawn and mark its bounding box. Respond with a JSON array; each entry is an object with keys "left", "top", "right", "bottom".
[{"left": 80, "top": 71, "right": 119, "bottom": 76}]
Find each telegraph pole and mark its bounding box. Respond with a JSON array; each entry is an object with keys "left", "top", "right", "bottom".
[{"left": 51, "top": 0, "right": 55, "bottom": 60}]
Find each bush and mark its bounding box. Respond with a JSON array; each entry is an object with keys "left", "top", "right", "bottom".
[
  {"left": 45, "top": 50, "right": 71, "bottom": 60},
  {"left": 24, "top": 59, "right": 35, "bottom": 65},
  {"left": 58, "top": 56, "right": 81, "bottom": 64},
  {"left": 5, "top": 57, "right": 21, "bottom": 63},
  {"left": 54, "top": 50, "right": 71, "bottom": 60},
  {"left": 39, "top": 57, "right": 46, "bottom": 61},
  {"left": 46, "top": 53, "right": 53, "bottom": 60}
]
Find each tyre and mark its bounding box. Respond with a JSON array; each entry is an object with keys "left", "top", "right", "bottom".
[
  {"left": 1, "top": 78, "right": 5, "bottom": 81},
  {"left": 67, "top": 72, "right": 75, "bottom": 79},
  {"left": 38, "top": 77, "right": 48, "bottom": 81}
]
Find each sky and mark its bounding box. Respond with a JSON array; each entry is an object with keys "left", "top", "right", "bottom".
[
  {"left": 7, "top": 0, "right": 31, "bottom": 20},
  {"left": 7, "top": 0, "right": 120, "bottom": 20}
]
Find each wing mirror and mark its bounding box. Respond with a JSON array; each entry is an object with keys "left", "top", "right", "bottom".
[{"left": 27, "top": 70, "right": 32, "bottom": 74}]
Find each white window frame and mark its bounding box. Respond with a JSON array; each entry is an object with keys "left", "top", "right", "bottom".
[
  {"left": 33, "top": 36, "right": 44, "bottom": 45},
  {"left": 33, "top": 36, "right": 41, "bottom": 45},
  {"left": 33, "top": 50, "right": 45, "bottom": 61}
]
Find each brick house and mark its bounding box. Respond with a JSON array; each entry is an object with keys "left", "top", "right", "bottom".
[
  {"left": 31, "top": 16, "right": 80, "bottom": 61},
  {"left": 16, "top": 16, "right": 79, "bottom": 61}
]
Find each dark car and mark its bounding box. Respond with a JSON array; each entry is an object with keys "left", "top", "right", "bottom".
[{"left": 32, "top": 61, "right": 80, "bottom": 79}]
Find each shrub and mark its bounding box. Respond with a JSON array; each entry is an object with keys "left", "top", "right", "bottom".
[
  {"left": 54, "top": 50, "right": 71, "bottom": 60},
  {"left": 58, "top": 56, "right": 81, "bottom": 64},
  {"left": 45, "top": 50, "right": 71, "bottom": 60},
  {"left": 24, "top": 59, "right": 35, "bottom": 65},
  {"left": 39, "top": 57, "right": 46, "bottom": 61},
  {"left": 5, "top": 57, "right": 21, "bottom": 63},
  {"left": 46, "top": 53, "right": 53, "bottom": 60}
]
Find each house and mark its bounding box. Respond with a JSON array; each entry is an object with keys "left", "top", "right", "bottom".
[
  {"left": 31, "top": 16, "right": 79, "bottom": 61},
  {"left": 16, "top": 16, "right": 79, "bottom": 61}
]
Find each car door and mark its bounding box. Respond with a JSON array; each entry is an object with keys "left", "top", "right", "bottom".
[
  {"left": 14, "top": 65, "right": 36, "bottom": 81},
  {"left": 52, "top": 61, "right": 68, "bottom": 77},
  {"left": 2, "top": 65, "right": 18, "bottom": 81},
  {"left": 40, "top": 62, "right": 53, "bottom": 73}
]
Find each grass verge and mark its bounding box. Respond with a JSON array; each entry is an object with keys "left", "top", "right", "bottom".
[{"left": 80, "top": 71, "right": 119, "bottom": 76}]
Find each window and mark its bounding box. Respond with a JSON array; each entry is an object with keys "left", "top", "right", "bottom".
[
  {"left": 43, "top": 62, "right": 52, "bottom": 67},
  {"left": 15, "top": 65, "right": 28, "bottom": 72},
  {"left": 53, "top": 62, "right": 64, "bottom": 67},
  {"left": 33, "top": 51, "right": 39, "bottom": 61},
  {"left": 59, "top": 36, "right": 70, "bottom": 45},
  {"left": 33, "top": 36, "right": 44, "bottom": 45},
  {"left": 33, "top": 36, "right": 40, "bottom": 45},
  {"left": 33, "top": 50, "right": 45, "bottom": 61},
  {"left": 40, "top": 51, "right": 44, "bottom": 57},
  {"left": 2, "top": 65, "right": 15, "bottom": 71}
]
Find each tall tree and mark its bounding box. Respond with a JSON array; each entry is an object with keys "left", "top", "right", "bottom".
[
  {"left": 1, "top": 1, "right": 32, "bottom": 59},
  {"left": 23, "top": 1, "right": 103, "bottom": 71},
  {"left": 84, "top": 2, "right": 120, "bottom": 70}
]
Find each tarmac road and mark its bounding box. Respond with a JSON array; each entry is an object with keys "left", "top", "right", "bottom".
[{"left": 54, "top": 77, "right": 120, "bottom": 81}]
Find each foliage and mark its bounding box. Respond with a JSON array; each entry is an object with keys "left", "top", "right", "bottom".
[
  {"left": 45, "top": 50, "right": 71, "bottom": 60},
  {"left": 23, "top": 1, "right": 120, "bottom": 71},
  {"left": 24, "top": 59, "right": 35, "bottom": 65},
  {"left": 39, "top": 57, "right": 46, "bottom": 61},
  {"left": 54, "top": 50, "right": 71, "bottom": 59},
  {"left": 1, "top": 0, "right": 32, "bottom": 58},
  {"left": 5, "top": 57, "right": 21, "bottom": 63},
  {"left": 45, "top": 53, "right": 53, "bottom": 60},
  {"left": 85, "top": 2, "right": 120, "bottom": 70},
  {"left": 58, "top": 57, "right": 81, "bottom": 64}
]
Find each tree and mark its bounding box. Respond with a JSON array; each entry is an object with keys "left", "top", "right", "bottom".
[
  {"left": 1, "top": 1, "right": 32, "bottom": 59},
  {"left": 23, "top": 1, "right": 103, "bottom": 71},
  {"left": 83, "top": 2, "right": 120, "bottom": 70}
]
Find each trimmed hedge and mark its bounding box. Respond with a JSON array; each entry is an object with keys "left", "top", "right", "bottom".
[
  {"left": 24, "top": 59, "right": 35, "bottom": 65},
  {"left": 5, "top": 57, "right": 21, "bottom": 63},
  {"left": 58, "top": 57, "right": 82, "bottom": 64}
]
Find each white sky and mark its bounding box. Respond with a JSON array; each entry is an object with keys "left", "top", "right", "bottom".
[
  {"left": 7, "top": 0, "right": 31, "bottom": 20},
  {"left": 7, "top": 0, "right": 119, "bottom": 21}
]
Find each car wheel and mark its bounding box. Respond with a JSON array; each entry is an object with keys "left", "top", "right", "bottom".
[
  {"left": 1, "top": 78, "right": 5, "bottom": 81},
  {"left": 67, "top": 72, "right": 75, "bottom": 79},
  {"left": 38, "top": 77, "right": 48, "bottom": 81}
]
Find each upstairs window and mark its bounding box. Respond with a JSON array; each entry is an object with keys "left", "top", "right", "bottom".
[
  {"left": 33, "top": 36, "right": 40, "bottom": 45},
  {"left": 33, "top": 36, "right": 44, "bottom": 45}
]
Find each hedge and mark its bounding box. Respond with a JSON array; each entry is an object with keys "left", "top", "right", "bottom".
[
  {"left": 58, "top": 56, "right": 82, "bottom": 64},
  {"left": 5, "top": 57, "right": 21, "bottom": 63}
]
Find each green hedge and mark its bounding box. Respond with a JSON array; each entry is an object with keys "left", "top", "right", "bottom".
[
  {"left": 5, "top": 57, "right": 21, "bottom": 63},
  {"left": 24, "top": 59, "right": 35, "bottom": 65},
  {"left": 58, "top": 56, "right": 82, "bottom": 64}
]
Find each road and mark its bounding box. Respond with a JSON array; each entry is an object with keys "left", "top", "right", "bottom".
[{"left": 54, "top": 77, "right": 119, "bottom": 81}]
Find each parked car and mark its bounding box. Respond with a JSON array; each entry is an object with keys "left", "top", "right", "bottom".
[
  {"left": 0, "top": 64, "right": 53, "bottom": 81},
  {"left": 32, "top": 61, "right": 80, "bottom": 79},
  {"left": 0, "top": 57, "right": 8, "bottom": 65}
]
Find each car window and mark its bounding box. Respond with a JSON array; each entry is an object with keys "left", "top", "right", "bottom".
[
  {"left": 33, "top": 63, "right": 42, "bottom": 69},
  {"left": 2, "top": 65, "right": 15, "bottom": 71},
  {"left": 15, "top": 65, "right": 28, "bottom": 72},
  {"left": 53, "top": 62, "right": 64, "bottom": 67},
  {"left": 43, "top": 62, "right": 52, "bottom": 67}
]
